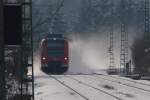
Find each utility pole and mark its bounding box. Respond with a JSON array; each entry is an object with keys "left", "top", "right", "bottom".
[
  {"left": 144, "top": 0, "right": 150, "bottom": 74},
  {"left": 0, "top": 0, "right": 6, "bottom": 100},
  {"left": 108, "top": 1, "right": 116, "bottom": 74},
  {"left": 120, "top": 0, "right": 129, "bottom": 74},
  {"left": 144, "top": 0, "right": 150, "bottom": 42}
]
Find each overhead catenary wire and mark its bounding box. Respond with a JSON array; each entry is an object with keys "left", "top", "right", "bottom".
[{"left": 33, "top": 0, "right": 65, "bottom": 31}]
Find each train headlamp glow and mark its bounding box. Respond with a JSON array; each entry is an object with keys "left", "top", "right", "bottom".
[
  {"left": 53, "top": 38, "right": 56, "bottom": 40},
  {"left": 42, "top": 57, "right": 46, "bottom": 60},
  {"left": 64, "top": 57, "right": 68, "bottom": 60}
]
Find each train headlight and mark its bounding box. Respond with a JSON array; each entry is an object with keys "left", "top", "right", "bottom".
[
  {"left": 53, "top": 38, "right": 56, "bottom": 40},
  {"left": 42, "top": 57, "right": 46, "bottom": 60},
  {"left": 64, "top": 57, "right": 68, "bottom": 60}
]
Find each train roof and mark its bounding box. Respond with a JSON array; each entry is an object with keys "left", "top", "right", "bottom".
[{"left": 45, "top": 34, "right": 63, "bottom": 39}]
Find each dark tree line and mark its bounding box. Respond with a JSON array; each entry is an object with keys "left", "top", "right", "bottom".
[
  {"left": 74, "top": 0, "right": 141, "bottom": 35},
  {"left": 132, "top": 38, "right": 150, "bottom": 75}
]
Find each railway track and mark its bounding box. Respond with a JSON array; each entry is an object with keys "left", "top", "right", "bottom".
[
  {"left": 90, "top": 74, "right": 150, "bottom": 93},
  {"left": 35, "top": 74, "right": 150, "bottom": 100},
  {"left": 49, "top": 75, "right": 89, "bottom": 100},
  {"left": 96, "top": 74, "right": 150, "bottom": 87},
  {"left": 50, "top": 75, "right": 122, "bottom": 100},
  {"left": 65, "top": 75, "right": 122, "bottom": 100}
]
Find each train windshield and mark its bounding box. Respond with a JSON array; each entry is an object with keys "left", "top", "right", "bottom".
[{"left": 46, "top": 40, "right": 64, "bottom": 57}]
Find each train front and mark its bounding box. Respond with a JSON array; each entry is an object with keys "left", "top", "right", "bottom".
[{"left": 41, "top": 34, "right": 69, "bottom": 74}]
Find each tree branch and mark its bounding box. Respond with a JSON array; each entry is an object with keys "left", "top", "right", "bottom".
[{"left": 33, "top": 0, "right": 65, "bottom": 31}]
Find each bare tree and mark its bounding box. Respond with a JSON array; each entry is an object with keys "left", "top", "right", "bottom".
[
  {"left": 33, "top": 0, "right": 65, "bottom": 32},
  {"left": 32, "top": 0, "right": 66, "bottom": 50}
]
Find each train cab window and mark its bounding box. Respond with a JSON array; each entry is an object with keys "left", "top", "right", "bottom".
[{"left": 46, "top": 40, "right": 65, "bottom": 57}]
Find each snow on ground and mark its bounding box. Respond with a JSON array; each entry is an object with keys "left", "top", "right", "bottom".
[
  {"left": 35, "top": 73, "right": 150, "bottom": 100},
  {"left": 97, "top": 75, "right": 150, "bottom": 91},
  {"left": 35, "top": 74, "right": 85, "bottom": 100},
  {"left": 69, "top": 75, "right": 150, "bottom": 100}
]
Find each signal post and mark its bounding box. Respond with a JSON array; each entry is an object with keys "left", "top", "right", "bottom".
[
  {"left": 1, "top": 0, "right": 34, "bottom": 100},
  {"left": 0, "top": 0, "right": 6, "bottom": 100}
]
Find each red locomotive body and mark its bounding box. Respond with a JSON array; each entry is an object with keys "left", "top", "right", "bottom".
[{"left": 40, "top": 34, "right": 69, "bottom": 74}]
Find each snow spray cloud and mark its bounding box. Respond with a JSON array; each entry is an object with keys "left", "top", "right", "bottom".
[
  {"left": 67, "top": 26, "right": 139, "bottom": 74},
  {"left": 68, "top": 32, "right": 109, "bottom": 74},
  {"left": 33, "top": 50, "right": 44, "bottom": 76}
]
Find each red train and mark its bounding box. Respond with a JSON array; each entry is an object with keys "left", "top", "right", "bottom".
[{"left": 40, "top": 34, "right": 69, "bottom": 74}]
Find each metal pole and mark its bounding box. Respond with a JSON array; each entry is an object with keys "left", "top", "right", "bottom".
[
  {"left": 144, "top": 0, "right": 150, "bottom": 75},
  {"left": 120, "top": 0, "right": 128, "bottom": 74},
  {"left": 108, "top": 0, "right": 116, "bottom": 74},
  {"left": 31, "top": 0, "right": 35, "bottom": 99},
  {"left": 22, "top": 0, "right": 34, "bottom": 99},
  {"left": 0, "top": 0, "right": 6, "bottom": 99},
  {"left": 144, "top": 0, "right": 150, "bottom": 42}
]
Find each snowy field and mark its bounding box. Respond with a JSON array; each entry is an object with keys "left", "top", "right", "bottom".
[
  {"left": 34, "top": 39, "right": 150, "bottom": 100},
  {"left": 35, "top": 72, "right": 150, "bottom": 100}
]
